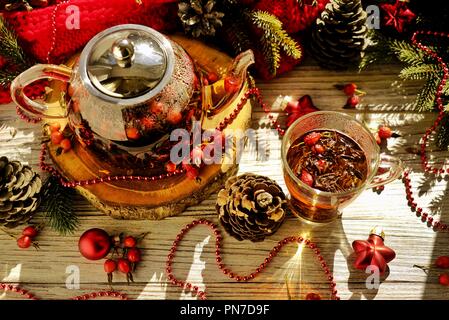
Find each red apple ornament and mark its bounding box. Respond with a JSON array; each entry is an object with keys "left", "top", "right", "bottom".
[{"left": 78, "top": 228, "right": 111, "bottom": 260}]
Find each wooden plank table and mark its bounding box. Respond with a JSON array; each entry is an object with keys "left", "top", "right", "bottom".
[{"left": 1, "top": 60, "right": 449, "bottom": 300}]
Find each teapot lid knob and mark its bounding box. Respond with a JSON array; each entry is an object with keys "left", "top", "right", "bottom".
[
  {"left": 111, "top": 39, "right": 135, "bottom": 68},
  {"left": 79, "top": 24, "right": 175, "bottom": 102}
]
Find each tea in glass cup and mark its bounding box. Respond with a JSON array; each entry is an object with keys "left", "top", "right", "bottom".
[{"left": 281, "top": 111, "right": 402, "bottom": 223}]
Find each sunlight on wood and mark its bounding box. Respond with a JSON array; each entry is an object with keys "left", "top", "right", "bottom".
[{"left": 179, "top": 235, "right": 210, "bottom": 300}]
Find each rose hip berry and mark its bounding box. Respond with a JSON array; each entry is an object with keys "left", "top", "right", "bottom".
[
  {"left": 117, "top": 258, "right": 131, "bottom": 274},
  {"left": 50, "top": 131, "right": 64, "bottom": 145},
  {"left": 343, "top": 83, "right": 357, "bottom": 96},
  {"left": 123, "top": 236, "right": 137, "bottom": 248},
  {"left": 303, "top": 132, "right": 321, "bottom": 146},
  {"left": 312, "top": 144, "right": 325, "bottom": 154},
  {"left": 49, "top": 122, "right": 61, "bottom": 132},
  {"left": 22, "top": 226, "right": 38, "bottom": 238},
  {"left": 439, "top": 273, "right": 449, "bottom": 286},
  {"left": 126, "top": 127, "right": 141, "bottom": 140},
  {"left": 345, "top": 95, "right": 360, "bottom": 108},
  {"left": 60, "top": 138, "right": 72, "bottom": 152},
  {"left": 127, "top": 248, "right": 142, "bottom": 263},
  {"left": 165, "top": 161, "right": 177, "bottom": 173},
  {"left": 305, "top": 292, "right": 321, "bottom": 300},
  {"left": 378, "top": 126, "right": 393, "bottom": 139},
  {"left": 436, "top": 256, "right": 449, "bottom": 269},
  {"left": 104, "top": 259, "right": 117, "bottom": 273},
  {"left": 300, "top": 170, "right": 314, "bottom": 187},
  {"left": 17, "top": 236, "right": 32, "bottom": 249}
]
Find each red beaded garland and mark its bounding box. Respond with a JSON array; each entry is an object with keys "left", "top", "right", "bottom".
[
  {"left": 27, "top": 86, "right": 285, "bottom": 188},
  {"left": 401, "top": 31, "right": 449, "bottom": 232},
  {"left": 0, "top": 282, "right": 128, "bottom": 300},
  {"left": 165, "top": 219, "right": 340, "bottom": 300}
]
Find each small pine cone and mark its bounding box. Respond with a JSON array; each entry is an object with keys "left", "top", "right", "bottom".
[
  {"left": 216, "top": 174, "right": 287, "bottom": 242},
  {"left": 0, "top": 157, "right": 42, "bottom": 228},
  {"left": 178, "top": 0, "right": 225, "bottom": 38}
]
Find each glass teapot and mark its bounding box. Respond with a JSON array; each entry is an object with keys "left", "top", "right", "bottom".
[{"left": 11, "top": 24, "right": 254, "bottom": 153}]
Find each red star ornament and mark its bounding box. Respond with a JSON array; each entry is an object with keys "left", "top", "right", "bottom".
[
  {"left": 352, "top": 226, "right": 396, "bottom": 274},
  {"left": 380, "top": 0, "right": 416, "bottom": 33},
  {"left": 283, "top": 95, "right": 320, "bottom": 128}
]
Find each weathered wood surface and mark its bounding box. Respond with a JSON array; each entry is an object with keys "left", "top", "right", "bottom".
[{"left": 1, "top": 60, "right": 449, "bottom": 300}]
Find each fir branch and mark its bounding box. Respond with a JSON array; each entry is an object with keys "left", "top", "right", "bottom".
[
  {"left": 399, "top": 64, "right": 441, "bottom": 80},
  {"left": 0, "top": 69, "right": 21, "bottom": 88},
  {"left": 437, "top": 112, "right": 449, "bottom": 151},
  {"left": 39, "top": 175, "right": 79, "bottom": 235},
  {"left": 248, "top": 10, "right": 301, "bottom": 75},
  {"left": 0, "top": 16, "right": 28, "bottom": 66},
  {"left": 415, "top": 76, "right": 440, "bottom": 111}
]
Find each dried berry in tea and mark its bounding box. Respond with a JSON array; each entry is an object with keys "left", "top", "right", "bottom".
[{"left": 287, "top": 130, "right": 368, "bottom": 193}]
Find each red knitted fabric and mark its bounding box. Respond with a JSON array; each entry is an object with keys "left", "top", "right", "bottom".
[
  {"left": 254, "top": 0, "right": 330, "bottom": 33},
  {"left": 3, "top": 0, "right": 178, "bottom": 64}
]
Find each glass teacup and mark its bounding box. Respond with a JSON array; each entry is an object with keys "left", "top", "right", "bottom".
[{"left": 281, "top": 111, "right": 403, "bottom": 223}]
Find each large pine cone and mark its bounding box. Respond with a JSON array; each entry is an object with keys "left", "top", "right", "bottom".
[
  {"left": 309, "top": 0, "right": 367, "bottom": 69},
  {"left": 0, "top": 157, "right": 42, "bottom": 228},
  {"left": 216, "top": 174, "right": 287, "bottom": 242}
]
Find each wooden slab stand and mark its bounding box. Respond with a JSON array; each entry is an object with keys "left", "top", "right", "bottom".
[{"left": 47, "top": 36, "right": 253, "bottom": 220}]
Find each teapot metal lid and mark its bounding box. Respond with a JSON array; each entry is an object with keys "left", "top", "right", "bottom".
[{"left": 79, "top": 24, "right": 175, "bottom": 105}]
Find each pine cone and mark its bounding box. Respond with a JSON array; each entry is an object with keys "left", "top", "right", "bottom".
[
  {"left": 178, "top": 0, "right": 225, "bottom": 38},
  {"left": 216, "top": 174, "right": 287, "bottom": 242},
  {"left": 0, "top": 157, "right": 42, "bottom": 228},
  {"left": 309, "top": 0, "right": 367, "bottom": 69}
]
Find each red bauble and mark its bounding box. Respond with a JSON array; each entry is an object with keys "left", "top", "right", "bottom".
[
  {"left": 78, "top": 228, "right": 111, "bottom": 261},
  {"left": 352, "top": 227, "right": 396, "bottom": 274}
]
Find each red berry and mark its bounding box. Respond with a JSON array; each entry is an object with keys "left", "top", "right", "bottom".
[
  {"left": 312, "top": 144, "right": 325, "bottom": 154},
  {"left": 117, "top": 258, "right": 131, "bottom": 274},
  {"left": 375, "top": 133, "right": 381, "bottom": 146},
  {"left": 316, "top": 159, "right": 326, "bottom": 171},
  {"left": 141, "top": 117, "right": 155, "bottom": 130},
  {"left": 345, "top": 95, "right": 360, "bottom": 108},
  {"left": 184, "top": 164, "right": 199, "bottom": 180},
  {"left": 104, "top": 259, "right": 117, "bottom": 274},
  {"left": 150, "top": 101, "right": 164, "bottom": 114},
  {"left": 436, "top": 256, "right": 449, "bottom": 269},
  {"left": 60, "top": 138, "right": 72, "bottom": 152},
  {"left": 305, "top": 292, "right": 321, "bottom": 300},
  {"left": 378, "top": 126, "right": 393, "bottom": 139},
  {"left": 123, "top": 236, "right": 137, "bottom": 248},
  {"left": 300, "top": 170, "right": 314, "bottom": 187},
  {"left": 343, "top": 83, "right": 357, "bottom": 96},
  {"left": 165, "top": 161, "right": 177, "bottom": 173},
  {"left": 439, "top": 273, "right": 449, "bottom": 286},
  {"left": 127, "top": 248, "right": 142, "bottom": 263},
  {"left": 207, "top": 72, "right": 218, "bottom": 83},
  {"left": 167, "top": 110, "right": 182, "bottom": 125},
  {"left": 303, "top": 132, "right": 321, "bottom": 146},
  {"left": 17, "top": 236, "right": 32, "bottom": 249},
  {"left": 49, "top": 122, "right": 61, "bottom": 132},
  {"left": 224, "top": 76, "right": 240, "bottom": 94},
  {"left": 22, "top": 226, "right": 38, "bottom": 238},
  {"left": 126, "top": 127, "right": 141, "bottom": 140},
  {"left": 50, "top": 131, "right": 64, "bottom": 145}
]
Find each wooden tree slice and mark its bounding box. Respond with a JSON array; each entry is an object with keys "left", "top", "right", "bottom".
[{"left": 46, "top": 36, "right": 253, "bottom": 220}]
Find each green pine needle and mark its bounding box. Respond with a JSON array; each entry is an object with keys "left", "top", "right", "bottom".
[
  {"left": 0, "top": 16, "right": 28, "bottom": 65},
  {"left": 249, "top": 10, "right": 302, "bottom": 75},
  {"left": 39, "top": 176, "right": 79, "bottom": 235}
]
